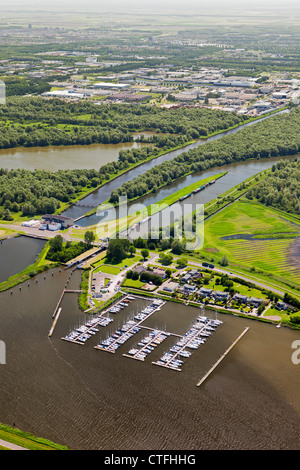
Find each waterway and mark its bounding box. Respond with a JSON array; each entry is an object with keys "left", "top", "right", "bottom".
[
  {"left": 0, "top": 268, "right": 299, "bottom": 450},
  {"left": 0, "top": 108, "right": 299, "bottom": 450},
  {"left": 0, "top": 236, "right": 46, "bottom": 283},
  {"left": 60, "top": 110, "right": 291, "bottom": 224},
  {"left": 71, "top": 153, "right": 298, "bottom": 230}
]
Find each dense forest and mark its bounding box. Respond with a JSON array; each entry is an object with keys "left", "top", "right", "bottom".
[
  {"left": 109, "top": 108, "right": 300, "bottom": 203},
  {"left": 0, "top": 96, "right": 247, "bottom": 149},
  {"left": 246, "top": 159, "right": 300, "bottom": 215},
  {"left": 46, "top": 235, "right": 91, "bottom": 263},
  {"left": 3, "top": 77, "right": 52, "bottom": 97},
  {"left": 0, "top": 168, "right": 101, "bottom": 219}
]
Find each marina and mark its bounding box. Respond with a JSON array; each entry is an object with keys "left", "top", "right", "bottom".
[
  {"left": 152, "top": 315, "right": 223, "bottom": 372},
  {"left": 62, "top": 293, "right": 223, "bottom": 373},
  {"left": 94, "top": 299, "right": 166, "bottom": 353},
  {"left": 61, "top": 295, "right": 135, "bottom": 344},
  {"left": 123, "top": 329, "right": 170, "bottom": 362},
  {"left": 1, "top": 267, "right": 298, "bottom": 451}
]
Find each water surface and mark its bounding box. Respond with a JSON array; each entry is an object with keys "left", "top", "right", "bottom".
[
  {"left": 0, "top": 236, "right": 46, "bottom": 283},
  {"left": 0, "top": 269, "right": 299, "bottom": 450},
  {"left": 0, "top": 141, "right": 147, "bottom": 172}
]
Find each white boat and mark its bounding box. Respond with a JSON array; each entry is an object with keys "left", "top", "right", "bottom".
[{"left": 179, "top": 350, "right": 191, "bottom": 358}]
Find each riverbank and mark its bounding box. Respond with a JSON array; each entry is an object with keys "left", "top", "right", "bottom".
[{"left": 0, "top": 422, "right": 68, "bottom": 450}]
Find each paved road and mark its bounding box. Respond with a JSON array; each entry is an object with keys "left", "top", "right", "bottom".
[{"left": 0, "top": 438, "right": 28, "bottom": 450}]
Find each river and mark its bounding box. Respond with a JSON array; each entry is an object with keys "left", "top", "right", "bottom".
[{"left": 0, "top": 268, "right": 299, "bottom": 450}]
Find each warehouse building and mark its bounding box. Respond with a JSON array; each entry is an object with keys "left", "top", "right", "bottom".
[{"left": 40, "top": 215, "right": 74, "bottom": 230}]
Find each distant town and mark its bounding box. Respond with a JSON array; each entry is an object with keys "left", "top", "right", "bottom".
[{"left": 2, "top": 52, "right": 299, "bottom": 115}]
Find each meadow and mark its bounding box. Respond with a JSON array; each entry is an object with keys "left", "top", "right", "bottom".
[{"left": 200, "top": 200, "right": 300, "bottom": 289}]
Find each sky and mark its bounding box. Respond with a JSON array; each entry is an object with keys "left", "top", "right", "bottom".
[{"left": 1, "top": 0, "right": 299, "bottom": 10}]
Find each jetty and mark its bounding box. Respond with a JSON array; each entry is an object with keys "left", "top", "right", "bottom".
[
  {"left": 123, "top": 329, "right": 170, "bottom": 362},
  {"left": 152, "top": 317, "right": 221, "bottom": 372},
  {"left": 196, "top": 327, "right": 250, "bottom": 387},
  {"left": 48, "top": 308, "right": 62, "bottom": 337},
  {"left": 94, "top": 299, "right": 166, "bottom": 353},
  {"left": 49, "top": 288, "right": 83, "bottom": 337}
]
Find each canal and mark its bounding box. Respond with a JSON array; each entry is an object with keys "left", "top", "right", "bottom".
[{"left": 58, "top": 110, "right": 291, "bottom": 224}]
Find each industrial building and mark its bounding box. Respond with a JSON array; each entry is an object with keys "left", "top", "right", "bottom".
[
  {"left": 93, "top": 82, "right": 131, "bottom": 90},
  {"left": 40, "top": 215, "right": 74, "bottom": 231}
]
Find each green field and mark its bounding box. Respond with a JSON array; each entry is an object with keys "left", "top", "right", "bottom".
[
  {"left": 200, "top": 200, "right": 300, "bottom": 289},
  {"left": 0, "top": 422, "right": 67, "bottom": 450}
]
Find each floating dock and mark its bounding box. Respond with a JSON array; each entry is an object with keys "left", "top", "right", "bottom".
[
  {"left": 152, "top": 316, "right": 223, "bottom": 372},
  {"left": 123, "top": 329, "right": 170, "bottom": 362},
  {"left": 196, "top": 326, "right": 250, "bottom": 387},
  {"left": 94, "top": 299, "right": 166, "bottom": 353}
]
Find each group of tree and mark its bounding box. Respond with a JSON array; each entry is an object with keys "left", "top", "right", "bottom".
[
  {"left": 0, "top": 167, "right": 102, "bottom": 218},
  {"left": 106, "top": 238, "right": 133, "bottom": 264},
  {"left": 126, "top": 269, "right": 163, "bottom": 286},
  {"left": 246, "top": 158, "right": 300, "bottom": 215},
  {"left": 0, "top": 96, "right": 247, "bottom": 150},
  {"left": 46, "top": 235, "right": 91, "bottom": 263}
]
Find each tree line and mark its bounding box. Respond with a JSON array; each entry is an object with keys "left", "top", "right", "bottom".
[
  {"left": 0, "top": 96, "right": 247, "bottom": 150},
  {"left": 0, "top": 168, "right": 102, "bottom": 219},
  {"left": 246, "top": 158, "right": 300, "bottom": 215}
]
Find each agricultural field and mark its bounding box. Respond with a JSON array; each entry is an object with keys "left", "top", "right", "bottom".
[{"left": 200, "top": 200, "right": 300, "bottom": 289}]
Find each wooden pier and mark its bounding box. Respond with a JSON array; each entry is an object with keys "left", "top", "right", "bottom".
[{"left": 196, "top": 327, "right": 250, "bottom": 387}]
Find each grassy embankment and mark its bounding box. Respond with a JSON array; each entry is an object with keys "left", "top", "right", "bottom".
[
  {"left": 203, "top": 169, "right": 272, "bottom": 218},
  {"left": 0, "top": 422, "right": 68, "bottom": 450}
]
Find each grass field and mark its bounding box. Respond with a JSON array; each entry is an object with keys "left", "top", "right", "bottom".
[
  {"left": 200, "top": 200, "right": 300, "bottom": 288},
  {"left": 0, "top": 422, "right": 67, "bottom": 450}
]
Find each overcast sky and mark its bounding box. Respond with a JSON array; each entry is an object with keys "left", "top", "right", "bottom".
[{"left": 1, "top": 0, "right": 299, "bottom": 10}]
